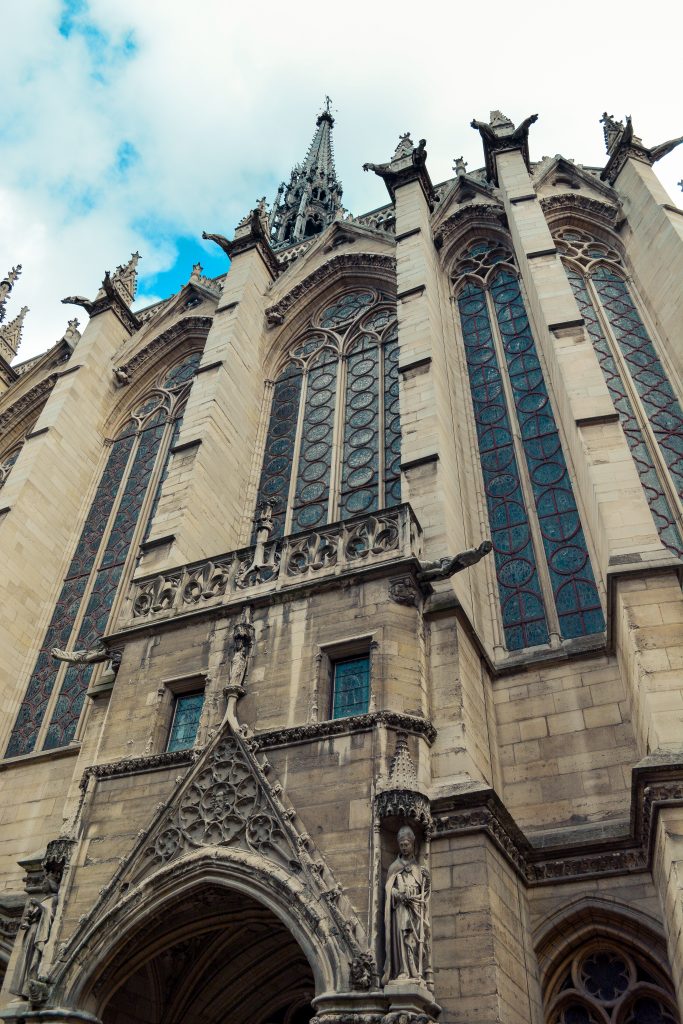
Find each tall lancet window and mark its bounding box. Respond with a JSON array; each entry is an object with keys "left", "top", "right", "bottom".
[
  {"left": 556, "top": 228, "right": 683, "bottom": 558},
  {"left": 452, "top": 239, "right": 604, "bottom": 652},
  {"left": 253, "top": 288, "right": 401, "bottom": 540},
  {"left": 6, "top": 350, "right": 202, "bottom": 758}
]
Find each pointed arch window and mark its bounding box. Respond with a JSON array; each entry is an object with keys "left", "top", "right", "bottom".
[
  {"left": 451, "top": 240, "right": 604, "bottom": 652},
  {"left": 253, "top": 288, "right": 401, "bottom": 540},
  {"left": 5, "top": 350, "right": 203, "bottom": 758},
  {"left": 556, "top": 229, "right": 683, "bottom": 558},
  {"left": 545, "top": 940, "right": 680, "bottom": 1024},
  {"left": 0, "top": 444, "right": 22, "bottom": 489}
]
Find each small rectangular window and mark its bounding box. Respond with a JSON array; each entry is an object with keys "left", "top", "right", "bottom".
[
  {"left": 332, "top": 656, "right": 370, "bottom": 719},
  {"left": 167, "top": 692, "right": 204, "bottom": 752}
]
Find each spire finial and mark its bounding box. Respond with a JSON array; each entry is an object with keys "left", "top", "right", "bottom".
[
  {"left": 111, "top": 251, "right": 140, "bottom": 304},
  {"left": 0, "top": 305, "right": 28, "bottom": 363},
  {"left": 269, "top": 105, "right": 343, "bottom": 248},
  {"left": 0, "top": 265, "right": 22, "bottom": 323}
]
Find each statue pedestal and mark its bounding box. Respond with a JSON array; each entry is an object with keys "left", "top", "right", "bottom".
[
  {"left": 384, "top": 980, "right": 440, "bottom": 1019},
  {"left": 0, "top": 1005, "right": 101, "bottom": 1024}
]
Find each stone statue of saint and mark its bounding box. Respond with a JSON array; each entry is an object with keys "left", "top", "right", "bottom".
[
  {"left": 382, "top": 826, "right": 431, "bottom": 987},
  {"left": 11, "top": 872, "right": 59, "bottom": 997}
]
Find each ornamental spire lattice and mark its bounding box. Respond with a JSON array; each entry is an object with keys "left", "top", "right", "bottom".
[
  {"left": 0, "top": 305, "right": 28, "bottom": 363},
  {"left": 0, "top": 266, "right": 22, "bottom": 324},
  {"left": 111, "top": 251, "right": 140, "bottom": 304},
  {"left": 269, "top": 99, "right": 343, "bottom": 248}
]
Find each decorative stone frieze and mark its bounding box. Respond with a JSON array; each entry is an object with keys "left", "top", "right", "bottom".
[
  {"left": 540, "top": 193, "right": 622, "bottom": 227},
  {"left": 265, "top": 253, "right": 396, "bottom": 327},
  {"left": 128, "top": 504, "right": 422, "bottom": 625},
  {"left": 432, "top": 761, "right": 683, "bottom": 884}
]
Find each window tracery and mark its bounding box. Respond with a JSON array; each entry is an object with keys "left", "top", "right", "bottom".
[
  {"left": 6, "top": 350, "right": 203, "bottom": 758},
  {"left": 556, "top": 228, "right": 683, "bottom": 557},
  {"left": 546, "top": 942, "right": 680, "bottom": 1024},
  {"left": 253, "top": 288, "right": 401, "bottom": 540},
  {"left": 0, "top": 444, "right": 21, "bottom": 488},
  {"left": 452, "top": 239, "right": 604, "bottom": 651}
]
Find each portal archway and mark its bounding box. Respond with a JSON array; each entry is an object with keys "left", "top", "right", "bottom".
[{"left": 96, "top": 882, "right": 315, "bottom": 1024}]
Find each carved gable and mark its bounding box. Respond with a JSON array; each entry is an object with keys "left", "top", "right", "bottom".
[{"left": 59, "top": 723, "right": 376, "bottom": 991}]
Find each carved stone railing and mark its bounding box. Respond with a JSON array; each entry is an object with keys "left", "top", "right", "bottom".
[{"left": 127, "top": 504, "right": 422, "bottom": 625}]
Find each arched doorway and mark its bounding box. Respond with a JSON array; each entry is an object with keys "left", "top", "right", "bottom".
[{"left": 97, "top": 883, "right": 315, "bottom": 1024}]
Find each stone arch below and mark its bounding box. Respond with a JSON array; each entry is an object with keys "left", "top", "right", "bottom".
[
  {"left": 97, "top": 883, "right": 315, "bottom": 1024},
  {"left": 57, "top": 850, "right": 348, "bottom": 1024}
]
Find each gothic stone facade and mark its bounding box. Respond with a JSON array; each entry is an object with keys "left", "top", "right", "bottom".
[{"left": 1, "top": 109, "right": 683, "bottom": 1024}]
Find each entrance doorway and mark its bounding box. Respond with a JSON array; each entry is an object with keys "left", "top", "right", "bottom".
[{"left": 98, "top": 883, "right": 315, "bottom": 1024}]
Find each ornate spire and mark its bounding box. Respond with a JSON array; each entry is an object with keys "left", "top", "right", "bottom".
[
  {"left": 0, "top": 305, "right": 28, "bottom": 363},
  {"left": 387, "top": 733, "right": 418, "bottom": 789},
  {"left": 269, "top": 100, "right": 343, "bottom": 248},
  {"left": 0, "top": 266, "right": 22, "bottom": 324},
  {"left": 111, "top": 251, "right": 140, "bottom": 304}
]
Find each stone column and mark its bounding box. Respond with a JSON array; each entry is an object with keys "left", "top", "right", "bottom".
[
  {"left": 364, "top": 135, "right": 466, "bottom": 560},
  {"left": 653, "top": 804, "right": 683, "bottom": 1014},
  {"left": 139, "top": 207, "right": 277, "bottom": 573},
  {"left": 429, "top": 824, "right": 543, "bottom": 1023},
  {"left": 0, "top": 283, "right": 137, "bottom": 750}
]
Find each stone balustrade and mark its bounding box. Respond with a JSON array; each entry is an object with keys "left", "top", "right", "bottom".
[{"left": 127, "top": 504, "right": 422, "bottom": 624}]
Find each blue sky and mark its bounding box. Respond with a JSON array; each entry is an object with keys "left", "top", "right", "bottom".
[{"left": 2, "top": 0, "right": 683, "bottom": 360}]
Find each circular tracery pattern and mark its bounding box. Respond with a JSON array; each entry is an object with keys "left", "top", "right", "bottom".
[
  {"left": 547, "top": 943, "right": 680, "bottom": 1024},
  {"left": 253, "top": 289, "right": 401, "bottom": 540}
]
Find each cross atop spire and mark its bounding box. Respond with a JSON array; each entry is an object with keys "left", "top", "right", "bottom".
[{"left": 269, "top": 102, "right": 343, "bottom": 249}]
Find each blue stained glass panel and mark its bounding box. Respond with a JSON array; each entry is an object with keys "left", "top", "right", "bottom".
[
  {"left": 292, "top": 353, "right": 337, "bottom": 531},
  {"left": 340, "top": 337, "right": 379, "bottom": 519},
  {"left": 143, "top": 416, "right": 183, "bottom": 543},
  {"left": 163, "top": 351, "right": 202, "bottom": 390},
  {"left": 252, "top": 365, "right": 303, "bottom": 540},
  {"left": 167, "top": 692, "right": 205, "bottom": 752},
  {"left": 65, "top": 433, "right": 135, "bottom": 580},
  {"left": 5, "top": 576, "right": 88, "bottom": 757},
  {"left": 565, "top": 266, "right": 683, "bottom": 556},
  {"left": 5, "top": 430, "right": 136, "bottom": 757},
  {"left": 44, "top": 418, "right": 167, "bottom": 747},
  {"left": 383, "top": 332, "right": 402, "bottom": 507},
  {"left": 319, "top": 291, "right": 375, "bottom": 329},
  {"left": 490, "top": 269, "right": 604, "bottom": 640},
  {"left": 332, "top": 656, "right": 370, "bottom": 719},
  {"left": 100, "top": 421, "right": 165, "bottom": 569},
  {"left": 43, "top": 564, "right": 123, "bottom": 750},
  {"left": 458, "top": 281, "right": 550, "bottom": 651},
  {"left": 591, "top": 266, "right": 683, "bottom": 513}
]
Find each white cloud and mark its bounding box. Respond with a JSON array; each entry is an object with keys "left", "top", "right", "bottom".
[{"left": 2, "top": 0, "right": 682, "bottom": 361}]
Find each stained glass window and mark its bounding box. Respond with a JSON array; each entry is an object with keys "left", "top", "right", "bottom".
[
  {"left": 546, "top": 941, "right": 680, "bottom": 1024},
  {"left": 453, "top": 240, "right": 604, "bottom": 651},
  {"left": 167, "top": 692, "right": 205, "bottom": 752},
  {"left": 0, "top": 445, "right": 21, "bottom": 489},
  {"left": 252, "top": 289, "right": 401, "bottom": 539},
  {"left": 5, "top": 349, "right": 203, "bottom": 758},
  {"left": 332, "top": 655, "right": 370, "bottom": 719},
  {"left": 458, "top": 280, "right": 549, "bottom": 651},
  {"left": 556, "top": 229, "right": 683, "bottom": 558}
]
